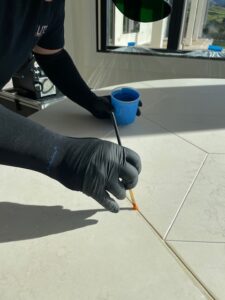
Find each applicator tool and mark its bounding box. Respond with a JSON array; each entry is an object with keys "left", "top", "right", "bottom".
[{"left": 111, "top": 112, "right": 139, "bottom": 211}]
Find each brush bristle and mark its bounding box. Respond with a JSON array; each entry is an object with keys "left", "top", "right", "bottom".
[{"left": 132, "top": 203, "right": 139, "bottom": 211}]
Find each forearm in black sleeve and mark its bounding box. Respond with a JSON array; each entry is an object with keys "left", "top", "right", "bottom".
[
  {"left": 0, "top": 104, "right": 64, "bottom": 177},
  {"left": 34, "top": 49, "right": 98, "bottom": 113}
]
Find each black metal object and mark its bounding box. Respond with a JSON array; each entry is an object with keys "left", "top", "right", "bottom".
[
  {"left": 96, "top": 0, "right": 100, "bottom": 51},
  {"left": 0, "top": 97, "right": 37, "bottom": 117},
  {"left": 98, "top": 0, "right": 107, "bottom": 51},
  {"left": 12, "top": 54, "right": 57, "bottom": 100},
  {"left": 96, "top": 0, "right": 110, "bottom": 52},
  {"left": 167, "top": 0, "right": 186, "bottom": 50}
]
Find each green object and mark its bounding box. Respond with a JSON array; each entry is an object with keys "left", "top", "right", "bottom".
[{"left": 112, "top": 0, "right": 171, "bottom": 22}]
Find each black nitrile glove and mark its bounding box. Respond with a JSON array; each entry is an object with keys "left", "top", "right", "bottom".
[
  {"left": 86, "top": 95, "right": 114, "bottom": 119},
  {"left": 137, "top": 99, "right": 143, "bottom": 116},
  {"left": 0, "top": 104, "right": 141, "bottom": 213},
  {"left": 54, "top": 137, "right": 141, "bottom": 213}
]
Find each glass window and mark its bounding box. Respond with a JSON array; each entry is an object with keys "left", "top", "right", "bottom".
[
  {"left": 181, "top": 0, "right": 225, "bottom": 50},
  {"left": 97, "top": 0, "right": 225, "bottom": 59},
  {"left": 106, "top": 0, "right": 172, "bottom": 48}
]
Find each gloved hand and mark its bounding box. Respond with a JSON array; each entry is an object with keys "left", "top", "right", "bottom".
[
  {"left": 0, "top": 104, "right": 141, "bottom": 213},
  {"left": 89, "top": 95, "right": 143, "bottom": 119},
  {"left": 53, "top": 137, "right": 142, "bottom": 213}
]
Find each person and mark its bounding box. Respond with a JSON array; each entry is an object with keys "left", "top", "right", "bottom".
[{"left": 0, "top": 0, "right": 142, "bottom": 213}]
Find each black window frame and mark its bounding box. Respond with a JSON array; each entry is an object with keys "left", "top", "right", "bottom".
[{"left": 96, "top": 0, "right": 225, "bottom": 61}]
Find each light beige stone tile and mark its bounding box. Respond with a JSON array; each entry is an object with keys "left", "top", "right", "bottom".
[
  {"left": 168, "top": 241, "right": 225, "bottom": 300},
  {"left": 0, "top": 81, "right": 219, "bottom": 299},
  {"left": 142, "top": 85, "right": 225, "bottom": 153},
  {"left": 30, "top": 99, "right": 113, "bottom": 138},
  {"left": 139, "top": 78, "right": 225, "bottom": 89},
  {"left": 167, "top": 155, "right": 225, "bottom": 242},
  {"left": 0, "top": 166, "right": 131, "bottom": 214},
  {"left": 104, "top": 116, "right": 206, "bottom": 237},
  {"left": 143, "top": 85, "right": 225, "bottom": 115},
  {"left": 145, "top": 114, "right": 225, "bottom": 153},
  {"left": 0, "top": 167, "right": 207, "bottom": 300},
  {"left": 94, "top": 82, "right": 150, "bottom": 92},
  {"left": 96, "top": 79, "right": 225, "bottom": 91}
]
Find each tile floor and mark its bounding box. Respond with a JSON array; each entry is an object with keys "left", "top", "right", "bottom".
[{"left": 1, "top": 79, "right": 225, "bottom": 299}]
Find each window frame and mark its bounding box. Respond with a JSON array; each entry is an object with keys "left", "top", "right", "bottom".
[{"left": 96, "top": 0, "right": 225, "bottom": 61}]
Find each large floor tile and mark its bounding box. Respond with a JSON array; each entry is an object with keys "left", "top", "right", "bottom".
[
  {"left": 169, "top": 241, "right": 225, "bottom": 300},
  {"left": 94, "top": 82, "right": 151, "bottom": 92},
  {"left": 104, "top": 116, "right": 206, "bottom": 237},
  {"left": 143, "top": 85, "right": 225, "bottom": 153},
  {"left": 96, "top": 80, "right": 225, "bottom": 111},
  {"left": 140, "top": 78, "right": 225, "bottom": 89},
  {"left": 146, "top": 114, "right": 225, "bottom": 153},
  {"left": 0, "top": 167, "right": 208, "bottom": 300},
  {"left": 142, "top": 85, "right": 225, "bottom": 116},
  {"left": 96, "top": 79, "right": 225, "bottom": 90},
  {"left": 0, "top": 165, "right": 132, "bottom": 217},
  {"left": 30, "top": 99, "right": 113, "bottom": 138},
  {"left": 29, "top": 93, "right": 205, "bottom": 237},
  {"left": 167, "top": 154, "right": 225, "bottom": 242},
  {"left": 1, "top": 80, "right": 222, "bottom": 299}
]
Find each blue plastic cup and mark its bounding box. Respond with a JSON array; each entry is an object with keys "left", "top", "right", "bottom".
[{"left": 111, "top": 87, "right": 140, "bottom": 126}]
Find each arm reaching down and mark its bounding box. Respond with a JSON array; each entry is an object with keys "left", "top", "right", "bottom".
[
  {"left": 33, "top": 48, "right": 142, "bottom": 119},
  {"left": 0, "top": 105, "right": 141, "bottom": 212},
  {"left": 34, "top": 48, "right": 113, "bottom": 119}
]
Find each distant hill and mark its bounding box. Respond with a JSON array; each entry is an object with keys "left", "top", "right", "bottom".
[
  {"left": 212, "top": 0, "right": 225, "bottom": 6},
  {"left": 204, "top": 1, "right": 225, "bottom": 44}
]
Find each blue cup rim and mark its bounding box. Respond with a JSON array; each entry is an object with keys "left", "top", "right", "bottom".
[{"left": 111, "top": 86, "right": 140, "bottom": 103}]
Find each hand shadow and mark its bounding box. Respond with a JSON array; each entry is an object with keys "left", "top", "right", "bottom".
[
  {"left": 0, "top": 202, "right": 99, "bottom": 244},
  {"left": 0, "top": 202, "right": 132, "bottom": 244}
]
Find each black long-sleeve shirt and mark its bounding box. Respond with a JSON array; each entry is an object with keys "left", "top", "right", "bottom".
[
  {"left": 0, "top": 0, "right": 65, "bottom": 89},
  {"left": 0, "top": 0, "right": 118, "bottom": 201}
]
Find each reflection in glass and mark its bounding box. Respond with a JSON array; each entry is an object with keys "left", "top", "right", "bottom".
[{"left": 182, "top": 0, "right": 225, "bottom": 51}]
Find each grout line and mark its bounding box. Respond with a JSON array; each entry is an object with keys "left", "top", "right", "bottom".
[
  {"left": 167, "top": 242, "right": 216, "bottom": 300},
  {"left": 109, "top": 113, "right": 215, "bottom": 298},
  {"left": 167, "top": 239, "right": 225, "bottom": 244},
  {"left": 210, "top": 153, "right": 225, "bottom": 155},
  {"left": 163, "top": 154, "right": 208, "bottom": 240},
  {"left": 126, "top": 197, "right": 216, "bottom": 299},
  {"left": 142, "top": 115, "right": 209, "bottom": 154},
  {"left": 169, "top": 134, "right": 208, "bottom": 154}
]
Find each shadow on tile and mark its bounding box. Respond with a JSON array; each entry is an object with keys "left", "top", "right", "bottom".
[
  {"left": 141, "top": 85, "right": 225, "bottom": 131},
  {"left": 32, "top": 85, "right": 225, "bottom": 138},
  {"left": 0, "top": 202, "right": 132, "bottom": 243}
]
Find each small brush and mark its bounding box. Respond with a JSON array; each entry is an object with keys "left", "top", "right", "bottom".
[{"left": 111, "top": 112, "right": 139, "bottom": 211}]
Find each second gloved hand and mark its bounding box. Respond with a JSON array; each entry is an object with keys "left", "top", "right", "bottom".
[
  {"left": 52, "top": 137, "right": 142, "bottom": 213},
  {"left": 88, "top": 95, "right": 114, "bottom": 119},
  {"left": 89, "top": 95, "right": 143, "bottom": 119}
]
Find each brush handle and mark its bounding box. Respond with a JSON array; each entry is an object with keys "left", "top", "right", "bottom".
[
  {"left": 111, "top": 112, "right": 138, "bottom": 209},
  {"left": 111, "top": 112, "right": 122, "bottom": 146}
]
